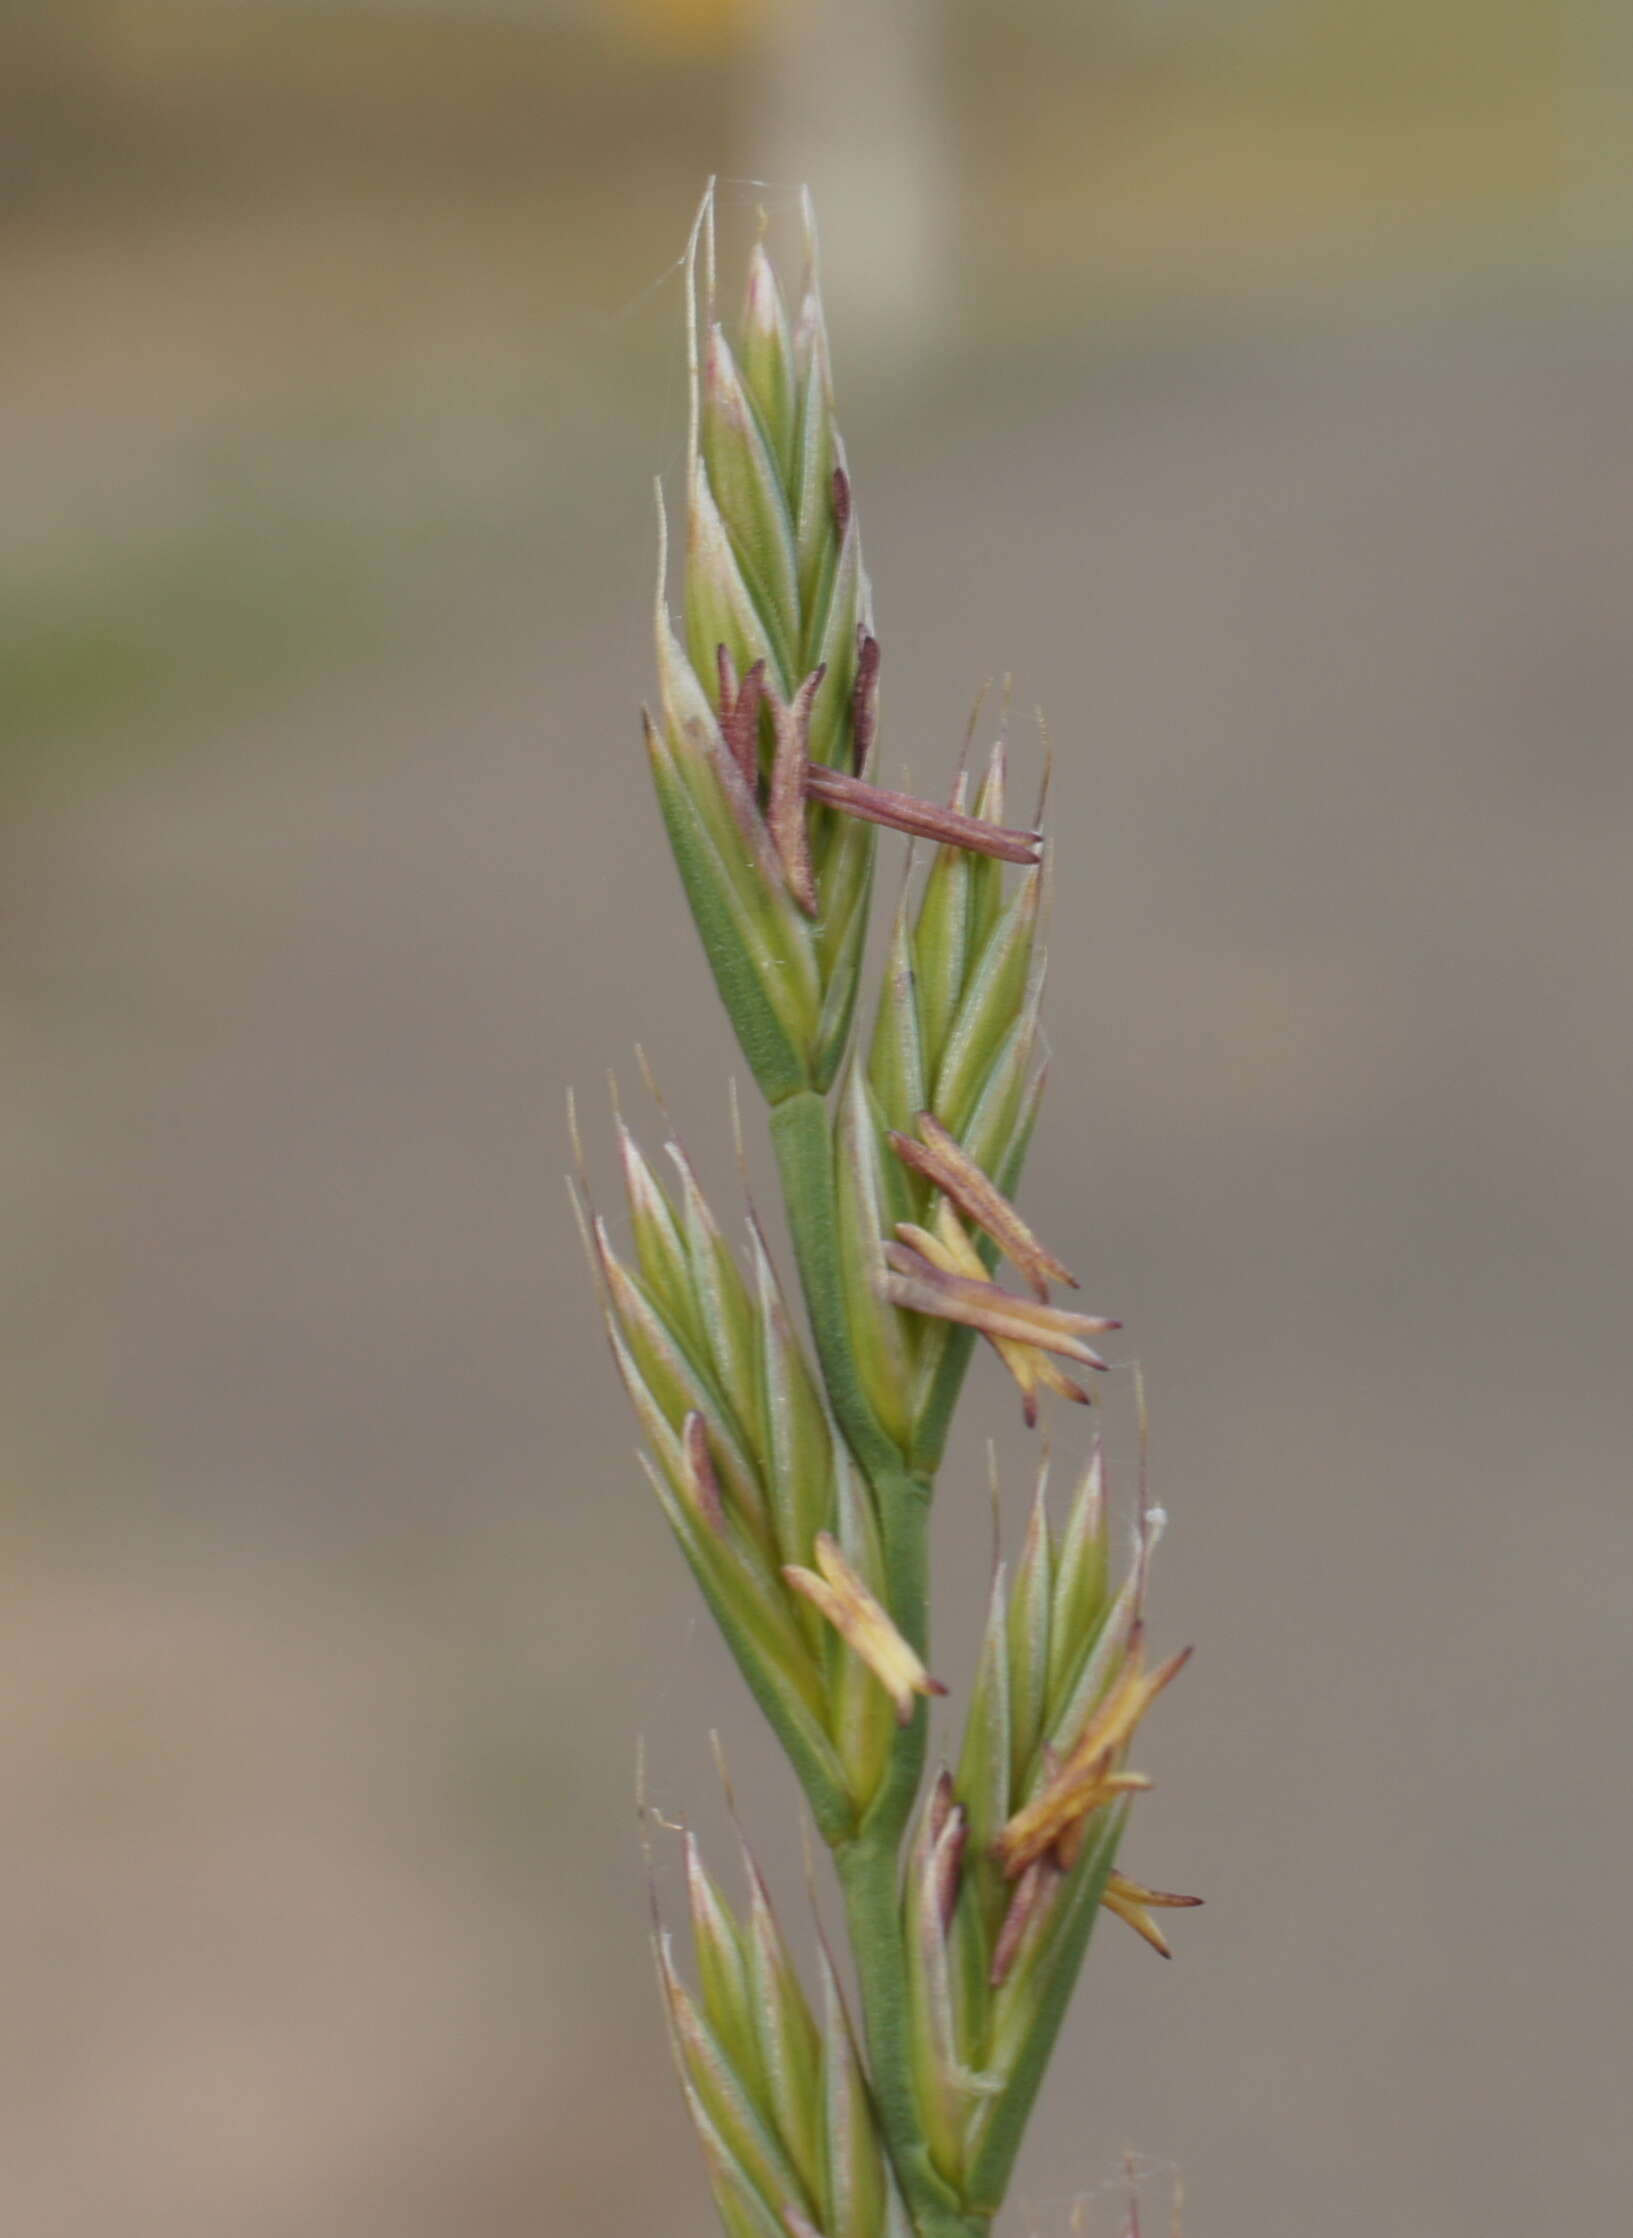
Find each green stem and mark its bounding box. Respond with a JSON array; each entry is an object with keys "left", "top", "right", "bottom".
[
  {"left": 772, "top": 1087, "right": 987, "bottom": 2236},
  {"left": 836, "top": 1828, "right": 988, "bottom": 2238}
]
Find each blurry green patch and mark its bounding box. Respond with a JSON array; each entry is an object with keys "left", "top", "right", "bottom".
[{"left": 3, "top": 531, "right": 381, "bottom": 796}]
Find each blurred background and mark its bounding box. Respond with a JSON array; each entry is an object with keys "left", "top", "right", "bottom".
[{"left": 4, "top": 4, "right": 1631, "bottom": 2234}]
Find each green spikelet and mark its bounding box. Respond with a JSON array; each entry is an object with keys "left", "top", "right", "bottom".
[
  {"left": 1005, "top": 1475, "right": 1053, "bottom": 1784},
  {"left": 854, "top": 740, "right": 1050, "bottom": 1471},
  {"left": 649, "top": 185, "right": 878, "bottom": 1102},
  {"left": 925, "top": 1455, "right": 1190, "bottom": 2212},
  {"left": 580, "top": 1102, "right": 931, "bottom": 1842},
  {"left": 661, "top": 1826, "right": 909, "bottom": 2238}
]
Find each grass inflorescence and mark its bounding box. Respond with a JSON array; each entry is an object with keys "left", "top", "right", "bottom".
[{"left": 578, "top": 184, "right": 1194, "bottom": 2238}]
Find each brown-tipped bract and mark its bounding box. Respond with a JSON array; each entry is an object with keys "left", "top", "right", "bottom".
[
  {"left": 784, "top": 1533, "right": 948, "bottom": 1727},
  {"left": 888, "top": 1112, "right": 1076, "bottom": 1299},
  {"left": 881, "top": 1202, "right": 1117, "bottom": 1431},
  {"left": 1100, "top": 1870, "right": 1205, "bottom": 1960}
]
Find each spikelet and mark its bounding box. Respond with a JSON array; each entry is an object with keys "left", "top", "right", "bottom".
[
  {"left": 576, "top": 1092, "right": 907, "bottom": 1839},
  {"left": 648, "top": 186, "right": 1042, "bottom": 1109},
  {"left": 844, "top": 737, "right": 1062, "bottom": 1462},
  {"left": 646, "top": 184, "right": 875, "bottom": 1102},
  {"left": 658, "top": 1823, "right": 910, "bottom": 2238},
  {"left": 895, "top": 1447, "right": 1196, "bottom": 2210}
]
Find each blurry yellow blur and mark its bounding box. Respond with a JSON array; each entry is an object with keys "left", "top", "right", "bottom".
[
  {"left": 618, "top": 0, "right": 764, "bottom": 57},
  {"left": 4, "top": 7, "right": 1631, "bottom": 2238}
]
